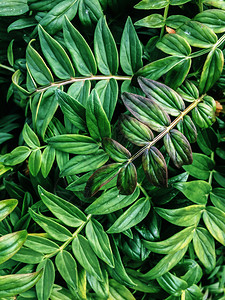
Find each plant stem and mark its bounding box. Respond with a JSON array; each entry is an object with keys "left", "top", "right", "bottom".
[
  {"left": 130, "top": 94, "right": 206, "bottom": 162},
  {"left": 160, "top": 4, "right": 169, "bottom": 39},
  {"left": 198, "top": 0, "right": 204, "bottom": 13},
  {"left": 137, "top": 183, "right": 149, "bottom": 199},
  {"left": 43, "top": 214, "right": 92, "bottom": 260}
]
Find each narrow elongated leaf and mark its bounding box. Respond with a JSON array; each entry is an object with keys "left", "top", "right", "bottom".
[
  {"left": 126, "top": 269, "right": 160, "bottom": 293},
  {"left": 109, "top": 279, "right": 136, "bottom": 300},
  {"left": 47, "top": 134, "right": 99, "bottom": 154},
  {"left": 203, "top": 206, "right": 225, "bottom": 245},
  {"left": 138, "top": 77, "right": 185, "bottom": 116},
  {"left": 36, "top": 259, "right": 55, "bottom": 300},
  {"left": 72, "top": 235, "right": 103, "bottom": 281},
  {"left": 120, "top": 17, "right": 143, "bottom": 75},
  {"left": 28, "top": 149, "right": 42, "bottom": 176},
  {"left": 86, "top": 219, "right": 114, "bottom": 267},
  {"left": 94, "top": 16, "right": 118, "bottom": 75},
  {"left": 95, "top": 79, "right": 118, "bottom": 121},
  {"left": 23, "top": 123, "right": 40, "bottom": 149},
  {"left": 194, "top": 9, "right": 225, "bottom": 33},
  {"left": 142, "top": 147, "right": 168, "bottom": 187},
  {"left": 177, "top": 21, "right": 217, "bottom": 48},
  {"left": 120, "top": 115, "right": 154, "bottom": 146},
  {"left": 78, "top": 0, "right": 103, "bottom": 27},
  {"left": 24, "top": 235, "right": 59, "bottom": 254},
  {"left": 26, "top": 40, "right": 54, "bottom": 86},
  {"left": 157, "top": 33, "right": 191, "bottom": 57},
  {"left": 85, "top": 163, "right": 122, "bottom": 197},
  {"left": 55, "top": 251, "right": 78, "bottom": 290},
  {"left": 155, "top": 205, "right": 205, "bottom": 227},
  {"left": 143, "top": 246, "right": 188, "bottom": 280},
  {"left": 0, "top": 230, "right": 27, "bottom": 264},
  {"left": 0, "top": 199, "right": 18, "bottom": 222},
  {"left": 157, "top": 272, "right": 188, "bottom": 296},
  {"left": 135, "top": 14, "right": 165, "bottom": 28},
  {"left": 0, "top": 0, "right": 28, "bottom": 16},
  {"left": 0, "top": 270, "right": 43, "bottom": 298},
  {"left": 203, "top": 0, "right": 225, "bottom": 9},
  {"left": 183, "top": 153, "right": 215, "bottom": 180},
  {"left": 4, "top": 146, "right": 31, "bottom": 166},
  {"left": 102, "top": 138, "right": 131, "bottom": 163},
  {"left": 193, "top": 227, "right": 216, "bottom": 271},
  {"left": 135, "top": 0, "right": 168, "bottom": 9},
  {"left": 210, "top": 188, "right": 225, "bottom": 212},
  {"left": 107, "top": 197, "right": 150, "bottom": 233},
  {"left": 177, "top": 115, "right": 197, "bottom": 143},
  {"left": 56, "top": 89, "right": 86, "bottom": 130},
  {"left": 12, "top": 247, "right": 44, "bottom": 264},
  {"left": 122, "top": 92, "right": 171, "bottom": 132},
  {"left": 85, "top": 187, "right": 140, "bottom": 215},
  {"left": 117, "top": 163, "right": 137, "bottom": 195},
  {"left": 164, "top": 129, "right": 193, "bottom": 168},
  {"left": 41, "top": 146, "right": 55, "bottom": 178},
  {"left": 38, "top": 186, "right": 86, "bottom": 227},
  {"left": 38, "top": 25, "right": 75, "bottom": 79},
  {"left": 143, "top": 226, "right": 194, "bottom": 254},
  {"left": 86, "top": 89, "right": 111, "bottom": 141},
  {"left": 173, "top": 180, "right": 211, "bottom": 204},
  {"left": 63, "top": 17, "right": 97, "bottom": 76},
  {"left": 29, "top": 209, "right": 72, "bottom": 241},
  {"left": 60, "top": 151, "right": 109, "bottom": 176},
  {"left": 199, "top": 48, "right": 224, "bottom": 94}
]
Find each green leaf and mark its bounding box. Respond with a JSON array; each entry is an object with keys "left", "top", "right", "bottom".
[
  {"left": 29, "top": 209, "right": 72, "bottom": 241},
  {"left": 109, "top": 279, "right": 136, "bottom": 300},
  {"left": 193, "top": 227, "right": 216, "bottom": 271},
  {"left": 63, "top": 17, "right": 97, "bottom": 76},
  {"left": 184, "top": 284, "right": 203, "bottom": 300},
  {"left": 142, "top": 246, "right": 188, "bottom": 280},
  {"left": 177, "top": 115, "right": 197, "bottom": 143},
  {"left": 157, "top": 272, "right": 188, "bottom": 296},
  {"left": 47, "top": 134, "right": 99, "bottom": 154},
  {"left": 38, "top": 25, "right": 75, "bottom": 79},
  {"left": 117, "top": 163, "right": 137, "bottom": 195},
  {"left": 143, "top": 226, "right": 194, "bottom": 254},
  {"left": 0, "top": 230, "right": 27, "bottom": 264},
  {"left": 194, "top": 9, "right": 225, "bottom": 33},
  {"left": 38, "top": 186, "right": 87, "bottom": 227},
  {"left": 85, "top": 187, "right": 140, "bottom": 215},
  {"left": 39, "top": 0, "right": 79, "bottom": 35},
  {"left": 95, "top": 79, "right": 118, "bottom": 121},
  {"left": 85, "top": 163, "right": 122, "bottom": 197},
  {"left": 0, "top": 270, "right": 43, "bottom": 298},
  {"left": 56, "top": 89, "right": 86, "bottom": 131},
  {"left": 86, "top": 219, "right": 114, "bottom": 268},
  {"left": 86, "top": 89, "right": 111, "bottom": 141},
  {"left": 210, "top": 188, "right": 225, "bottom": 213},
  {"left": 41, "top": 146, "right": 55, "bottom": 178},
  {"left": 102, "top": 138, "right": 131, "bottom": 163},
  {"left": 0, "top": 0, "right": 29, "bottom": 16},
  {"left": 0, "top": 133, "right": 13, "bottom": 145},
  {"left": 4, "top": 146, "right": 31, "bottom": 166},
  {"left": 24, "top": 235, "right": 59, "bottom": 254},
  {"left": 155, "top": 205, "right": 205, "bottom": 227},
  {"left": 78, "top": 0, "right": 103, "bottom": 27},
  {"left": 138, "top": 77, "right": 185, "bottom": 116},
  {"left": 164, "top": 129, "right": 193, "bottom": 168},
  {"left": 183, "top": 153, "right": 214, "bottom": 180},
  {"left": 36, "top": 259, "right": 55, "bottom": 300},
  {"left": 120, "top": 17, "right": 143, "bottom": 75},
  {"left": 55, "top": 250, "right": 78, "bottom": 290},
  {"left": 202, "top": 0, "right": 225, "bottom": 9},
  {"left": 177, "top": 21, "right": 217, "bottom": 48},
  {"left": 122, "top": 92, "right": 171, "bottom": 132},
  {"left": 142, "top": 147, "right": 168, "bottom": 187},
  {"left": 26, "top": 40, "right": 54, "bottom": 86},
  {"left": 12, "top": 247, "right": 44, "bottom": 264},
  {"left": 157, "top": 33, "right": 191, "bottom": 57},
  {"left": 0, "top": 199, "right": 18, "bottom": 222},
  {"left": 120, "top": 114, "right": 154, "bottom": 146},
  {"left": 134, "top": 0, "right": 169, "bottom": 10},
  {"left": 50, "top": 285, "right": 74, "bottom": 300},
  {"left": 135, "top": 14, "right": 165, "bottom": 28},
  {"left": 177, "top": 80, "right": 199, "bottom": 102},
  {"left": 68, "top": 80, "right": 91, "bottom": 107},
  {"left": 31, "top": 87, "right": 59, "bottom": 139},
  {"left": 197, "top": 127, "right": 218, "bottom": 155},
  {"left": 192, "top": 103, "right": 216, "bottom": 128},
  {"left": 60, "top": 150, "right": 109, "bottom": 176},
  {"left": 203, "top": 206, "right": 225, "bottom": 245},
  {"left": 87, "top": 269, "right": 109, "bottom": 298},
  {"left": 94, "top": 16, "right": 118, "bottom": 75},
  {"left": 166, "top": 15, "right": 191, "bottom": 29},
  {"left": 173, "top": 180, "right": 211, "bottom": 204},
  {"left": 28, "top": 149, "right": 42, "bottom": 176},
  {"left": 72, "top": 234, "right": 103, "bottom": 281},
  {"left": 107, "top": 197, "right": 150, "bottom": 233},
  {"left": 7, "top": 17, "right": 37, "bottom": 33},
  {"left": 22, "top": 123, "right": 40, "bottom": 149},
  {"left": 199, "top": 48, "right": 224, "bottom": 94}
]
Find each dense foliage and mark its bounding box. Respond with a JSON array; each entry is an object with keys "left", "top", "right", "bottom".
[{"left": 0, "top": 0, "right": 225, "bottom": 299}]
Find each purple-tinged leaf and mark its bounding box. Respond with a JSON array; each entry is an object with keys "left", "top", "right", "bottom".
[
  {"left": 177, "top": 115, "right": 197, "bottom": 143},
  {"left": 85, "top": 163, "right": 122, "bottom": 197},
  {"left": 142, "top": 146, "right": 168, "bottom": 187},
  {"left": 121, "top": 92, "right": 171, "bottom": 132},
  {"left": 120, "top": 114, "right": 154, "bottom": 146},
  {"left": 164, "top": 129, "right": 193, "bottom": 168},
  {"left": 102, "top": 138, "right": 131, "bottom": 162},
  {"left": 117, "top": 163, "right": 137, "bottom": 195}
]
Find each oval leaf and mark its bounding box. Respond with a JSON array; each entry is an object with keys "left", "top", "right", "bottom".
[{"left": 117, "top": 163, "right": 137, "bottom": 195}]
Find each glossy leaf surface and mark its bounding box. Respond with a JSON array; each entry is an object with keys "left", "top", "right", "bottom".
[{"left": 117, "top": 163, "right": 137, "bottom": 195}]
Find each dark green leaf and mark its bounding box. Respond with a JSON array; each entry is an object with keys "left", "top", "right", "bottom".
[
  {"left": 0, "top": 0, "right": 29, "bottom": 16},
  {"left": 166, "top": 15, "right": 191, "bottom": 29},
  {"left": 157, "top": 272, "right": 188, "bottom": 296},
  {"left": 177, "top": 115, "right": 197, "bottom": 143},
  {"left": 78, "top": 0, "right": 103, "bottom": 27},
  {"left": 126, "top": 269, "right": 160, "bottom": 293},
  {"left": 184, "top": 284, "right": 203, "bottom": 300},
  {"left": 0, "top": 199, "right": 18, "bottom": 222},
  {"left": 210, "top": 188, "right": 225, "bottom": 212},
  {"left": 24, "top": 235, "right": 59, "bottom": 254},
  {"left": 36, "top": 259, "right": 55, "bottom": 300},
  {"left": 194, "top": 9, "right": 225, "bottom": 33},
  {"left": 12, "top": 247, "right": 44, "bottom": 264},
  {"left": 117, "top": 163, "right": 137, "bottom": 195},
  {"left": 68, "top": 80, "right": 91, "bottom": 107},
  {"left": 197, "top": 127, "right": 218, "bottom": 155},
  {"left": 135, "top": 14, "right": 165, "bottom": 28},
  {"left": 177, "top": 80, "right": 199, "bottom": 102},
  {"left": 157, "top": 33, "right": 191, "bottom": 57},
  {"left": 192, "top": 103, "right": 216, "bottom": 128},
  {"left": 102, "top": 138, "right": 131, "bottom": 163},
  {"left": 109, "top": 279, "right": 136, "bottom": 299}
]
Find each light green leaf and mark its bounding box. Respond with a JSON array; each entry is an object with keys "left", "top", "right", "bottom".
[
  {"left": 166, "top": 15, "right": 191, "bottom": 29},
  {"left": 157, "top": 33, "right": 191, "bottom": 57},
  {"left": 36, "top": 259, "right": 55, "bottom": 300},
  {"left": 134, "top": 0, "right": 169, "bottom": 9},
  {"left": 202, "top": 0, "right": 225, "bottom": 10},
  {"left": 78, "top": 0, "right": 103, "bottom": 27},
  {"left": 109, "top": 279, "right": 136, "bottom": 300},
  {"left": 28, "top": 149, "right": 42, "bottom": 176},
  {"left": 192, "top": 103, "right": 216, "bottom": 129},
  {"left": 0, "top": 199, "right": 18, "bottom": 222},
  {"left": 24, "top": 235, "right": 59, "bottom": 254},
  {"left": 12, "top": 247, "right": 44, "bottom": 264},
  {"left": 177, "top": 115, "right": 197, "bottom": 144},
  {"left": 0, "top": 0, "right": 29, "bottom": 16},
  {"left": 135, "top": 14, "right": 165, "bottom": 28},
  {"left": 22, "top": 123, "right": 40, "bottom": 149},
  {"left": 4, "top": 146, "right": 31, "bottom": 166},
  {"left": 38, "top": 186, "right": 87, "bottom": 227},
  {"left": 157, "top": 272, "right": 188, "bottom": 296},
  {"left": 194, "top": 9, "right": 225, "bottom": 33},
  {"left": 41, "top": 146, "right": 55, "bottom": 178},
  {"left": 87, "top": 269, "right": 109, "bottom": 299},
  {"left": 210, "top": 188, "right": 225, "bottom": 212},
  {"left": 68, "top": 80, "right": 91, "bottom": 107}
]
